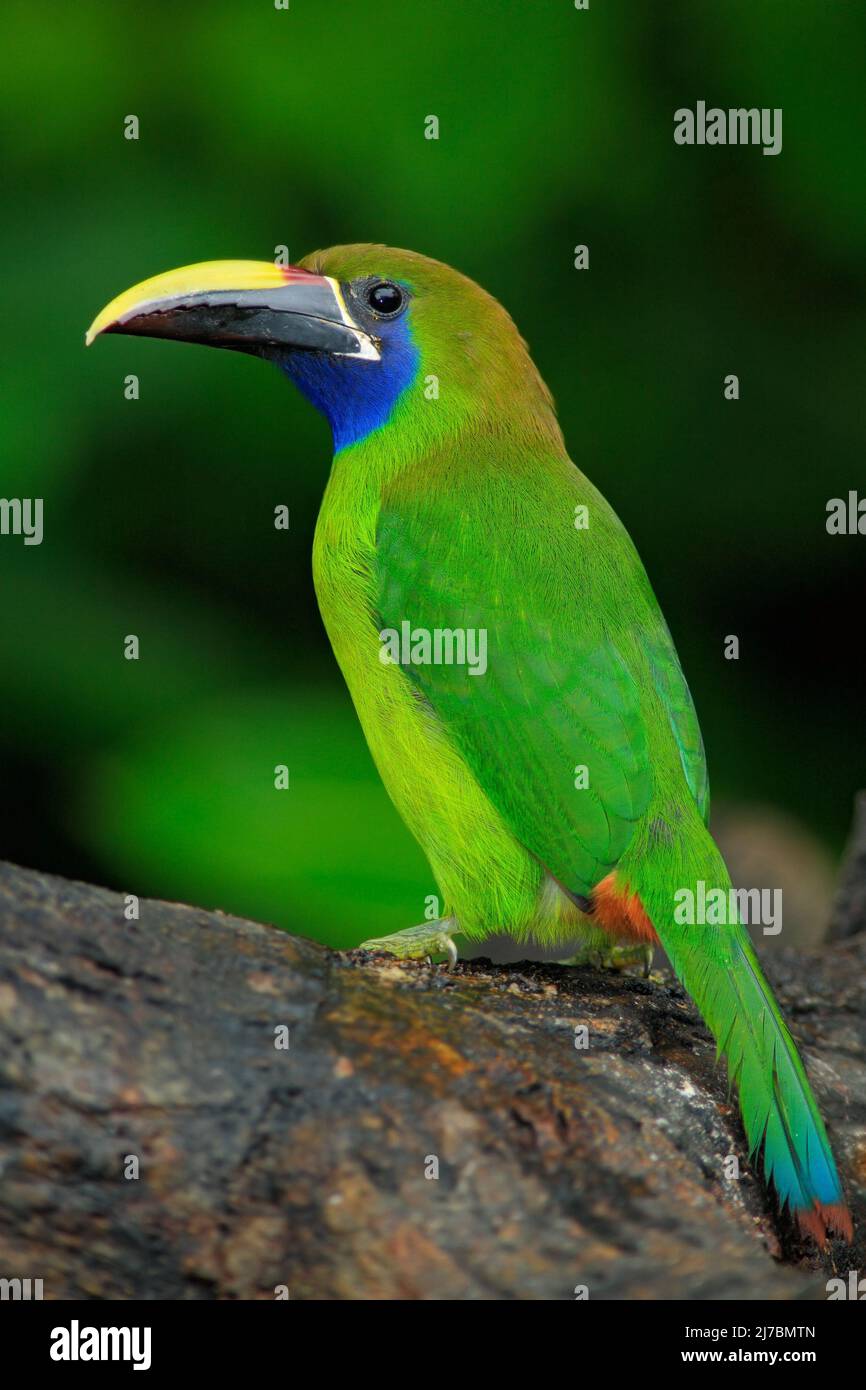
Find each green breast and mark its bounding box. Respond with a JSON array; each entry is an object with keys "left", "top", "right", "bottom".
[{"left": 311, "top": 449, "right": 541, "bottom": 933}]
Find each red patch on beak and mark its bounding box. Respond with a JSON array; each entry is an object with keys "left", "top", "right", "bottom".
[{"left": 279, "top": 265, "right": 322, "bottom": 282}]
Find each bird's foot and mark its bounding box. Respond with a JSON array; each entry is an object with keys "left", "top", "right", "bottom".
[
  {"left": 558, "top": 941, "right": 654, "bottom": 978},
  {"left": 360, "top": 918, "right": 461, "bottom": 969}
]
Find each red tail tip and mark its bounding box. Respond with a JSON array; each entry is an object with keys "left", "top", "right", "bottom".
[{"left": 795, "top": 1201, "right": 854, "bottom": 1247}]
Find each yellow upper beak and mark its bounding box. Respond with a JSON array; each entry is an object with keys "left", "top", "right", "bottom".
[{"left": 85, "top": 260, "right": 290, "bottom": 345}]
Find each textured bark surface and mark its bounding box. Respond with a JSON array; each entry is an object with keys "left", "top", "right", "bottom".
[{"left": 0, "top": 858, "right": 863, "bottom": 1301}]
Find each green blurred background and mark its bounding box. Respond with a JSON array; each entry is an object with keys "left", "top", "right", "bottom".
[{"left": 1, "top": 0, "right": 863, "bottom": 949}]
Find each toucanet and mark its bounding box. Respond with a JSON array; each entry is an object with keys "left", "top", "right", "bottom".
[{"left": 87, "top": 245, "right": 852, "bottom": 1244}]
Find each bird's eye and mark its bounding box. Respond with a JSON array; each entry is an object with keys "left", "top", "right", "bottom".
[{"left": 365, "top": 281, "right": 405, "bottom": 317}]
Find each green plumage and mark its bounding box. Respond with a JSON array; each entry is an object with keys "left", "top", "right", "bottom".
[
  {"left": 90, "top": 241, "right": 850, "bottom": 1244},
  {"left": 303, "top": 245, "right": 849, "bottom": 1240}
]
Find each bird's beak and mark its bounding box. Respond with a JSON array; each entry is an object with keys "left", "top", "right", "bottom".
[{"left": 85, "top": 259, "right": 381, "bottom": 361}]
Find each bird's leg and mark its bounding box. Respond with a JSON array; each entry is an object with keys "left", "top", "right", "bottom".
[
  {"left": 360, "top": 918, "right": 461, "bottom": 968},
  {"left": 558, "top": 941, "right": 654, "bottom": 978}
]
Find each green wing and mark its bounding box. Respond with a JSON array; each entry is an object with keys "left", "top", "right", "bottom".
[{"left": 376, "top": 456, "right": 708, "bottom": 898}]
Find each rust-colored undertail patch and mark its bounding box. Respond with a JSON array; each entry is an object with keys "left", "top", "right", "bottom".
[
  {"left": 795, "top": 1200, "right": 854, "bottom": 1248},
  {"left": 592, "top": 873, "right": 659, "bottom": 946}
]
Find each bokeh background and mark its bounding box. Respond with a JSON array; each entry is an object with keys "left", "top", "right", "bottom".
[{"left": 1, "top": 0, "right": 863, "bottom": 950}]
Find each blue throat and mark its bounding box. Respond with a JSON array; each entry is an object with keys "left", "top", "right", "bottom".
[{"left": 279, "top": 315, "right": 420, "bottom": 451}]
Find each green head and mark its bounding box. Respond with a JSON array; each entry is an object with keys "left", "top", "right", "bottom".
[{"left": 87, "top": 244, "right": 564, "bottom": 457}]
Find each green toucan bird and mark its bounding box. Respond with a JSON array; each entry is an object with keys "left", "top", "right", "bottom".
[{"left": 88, "top": 245, "right": 851, "bottom": 1245}]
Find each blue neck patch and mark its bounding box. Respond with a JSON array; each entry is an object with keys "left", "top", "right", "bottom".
[{"left": 278, "top": 314, "right": 420, "bottom": 451}]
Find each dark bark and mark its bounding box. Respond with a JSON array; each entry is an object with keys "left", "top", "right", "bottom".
[{"left": 0, "top": 858, "right": 863, "bottom": 1300}]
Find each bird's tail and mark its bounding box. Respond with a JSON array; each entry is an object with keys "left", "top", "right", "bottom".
[{"left": 623, "top": 817, "right": 852, "bottom": 1246}]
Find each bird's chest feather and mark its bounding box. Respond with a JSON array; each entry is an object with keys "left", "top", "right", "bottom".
[
  {"left": 311, "top": 463, "right": 383, "bottom": 681},
  {"left": 310, "top": 462, "right": 523, "bottom": 898},
  {"left": 311, "top": 462, "right": 437, "bottom": 819}
]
